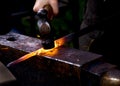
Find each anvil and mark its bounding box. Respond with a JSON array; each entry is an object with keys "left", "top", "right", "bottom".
[{"left": 0, "top": 32, "right": 119, "bottom": 86}]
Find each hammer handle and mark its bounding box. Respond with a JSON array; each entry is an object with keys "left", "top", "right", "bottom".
[{"left": 43, "top": 4, "right": 53, "bottom": 20}]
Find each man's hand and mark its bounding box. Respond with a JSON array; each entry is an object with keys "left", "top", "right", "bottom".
[{"left": 33, "top": 0, "right": 59, "bottom": 15}]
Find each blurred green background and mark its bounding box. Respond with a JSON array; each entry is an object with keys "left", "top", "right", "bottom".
[{"left": 21, "top": 0, "right": 86, "bottom": 38}]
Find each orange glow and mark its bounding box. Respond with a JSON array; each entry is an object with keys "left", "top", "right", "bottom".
[
  {"left": 54, "top": 37, "right": 65, "bottom": 47},
  {"left": 7, "top": 37, "right": 66, "bottom": 67},
  {"left": 36, "top": 37, "right": 65, "bottom": 56}
]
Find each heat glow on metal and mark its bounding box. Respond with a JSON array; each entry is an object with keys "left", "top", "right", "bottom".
[{"left": 7, "top": 38, "right": 65, "bottom": 67}]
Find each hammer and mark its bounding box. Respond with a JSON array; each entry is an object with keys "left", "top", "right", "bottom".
[{"left": 35, "top": 5, "right": 55, "bottom": 49}]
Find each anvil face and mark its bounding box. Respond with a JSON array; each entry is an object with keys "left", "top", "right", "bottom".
[
  {"left": 0, "top": 32, "right": 43, "bottom": 52},
  {"left": 0, "top": 32, "right": 101, "bottom": 67}
]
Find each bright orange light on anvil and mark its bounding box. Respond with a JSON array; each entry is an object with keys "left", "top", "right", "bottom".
[{"left": 7, "top": 37, "right": 65, "bottom": 67}]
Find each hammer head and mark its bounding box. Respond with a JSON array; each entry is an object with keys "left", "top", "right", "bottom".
[
  {"left": 41, "top": 38, "right": 55, "bottom": 49},
  {"left": 36, "top": 6, "right": 55, "bottom": 49}
]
